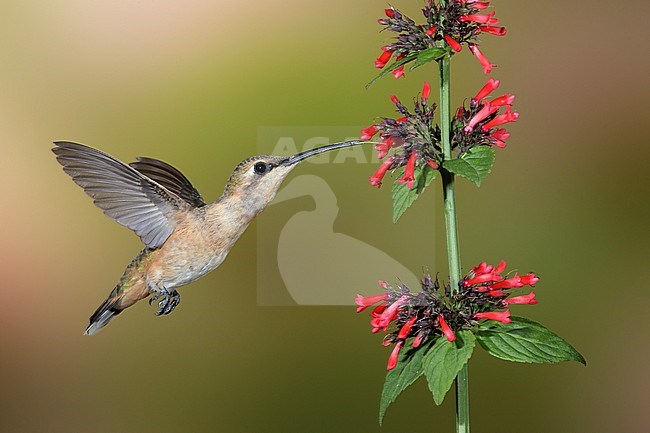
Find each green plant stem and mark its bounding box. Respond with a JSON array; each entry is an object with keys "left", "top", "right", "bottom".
[{"left": 439, "top": 55, "right": 470, "bottom": 433}]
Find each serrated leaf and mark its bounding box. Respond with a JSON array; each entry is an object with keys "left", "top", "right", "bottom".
[
  {"left": 477, "top": 316, "right": 586, "bottom": 365},
  {"left": 409, "top": 47, "right": 448, "bottom": 71},
  {"left": 392, "top": 164, "right": 437, "bottom": 223},
  {"left": 422, "top": 331, "right": 476, "bottom": 405},
  {"left": 442, "top": 146, "right": 495, "bottom": 186},
  {"left": 379, "top": 342, "right": 432, "bottom": 425},
  {"left": 365, "top": 52, "right": 419, "bottom": 89}
]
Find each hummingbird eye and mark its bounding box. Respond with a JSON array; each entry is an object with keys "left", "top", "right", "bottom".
[{"left": 253, "top": 161, "right": 269, "bottom": 175}]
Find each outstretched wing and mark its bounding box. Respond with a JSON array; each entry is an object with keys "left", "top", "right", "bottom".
[
  {"left": 129, "top": 157, "right": 205, "bottom": 208},
  {"left": 52, "top": 141, "right": 190, "bottom": 248}
]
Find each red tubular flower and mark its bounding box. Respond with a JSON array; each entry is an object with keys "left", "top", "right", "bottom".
[
  {"left": 475, "top": 310, "right": 511, "bottom": 323},
  {"left": 491, "top": 129, "right": 510, "bottom": 140},
  {"left": 456, "top": 106, "right": 464, "bottom": 119},
  {"left": 412, "top": 332, "right": 425, "bottom": 348},
  {"left": 464, "top": 101, "right": 497, "bottom": 132},
  {"left": 438, "top": 315, "right": 456, "bottom": 342},
  {"left": 396, "top": 116, "right": 408, "bottom": 123},
  {"left": 426, "top": 160, "right": 439, "bottom": 169},
  {"left": 490, "top": 94, "right": 515, "bottom": 107},
  {"left": 469, "top": 44, "right": 495, "bottom": 74},
  {"left": 355, "top": 293, "right": 388, "bottom": 312},
  {"left": 392, "top": 65, "right": 406, "bottom": 79},
  {"left": 505, "top": 292, "right": 538, "bottom": 305},
  {"left": 472, "top": 1, "right": 491, "bottom": 10},
  {"left": 360, "top": 125, "right": 378, "bottom": 140},
  {"left": 374, "top": 137, "right": 393, "bottom": 159},
  {"left": 473, "top": 261, "right": 493, "bottom": 274},
  {"left": 375, "top": 50, "right": 394, "bottom": 69},
  {"left": 488, "top": 289, "right": 505, "bottom": 297},
  {"left": 422, "top": 82, "right": 431, "bottom": 100},
  {"left": 375, "top": 144, "right": 389, "bottom": 159},
  {"left": 490, "top": 274, "right": 523, "bottom": 290},
  {"left": 371, "top": 304, "right": 387, "bottom": 318},
  {"left": 479, "top": 25, "right": 507, "bottom": 36},
  {"left": 387, "top": 341, "right": 403, "bottom": 370},
  {"left": 465, "top": 272, "right": 502, "bottom": 286},
  {"left": 390, "top": 94, "right": 400, "bottom": 104},
  {"left": 425, "top": 26, "right": 438, "bottom": 36},
  {"left": 444, "top": 34, "right": 463, "bottom": 52},
  {"left": 494, "top": 260, "right": 507, "bottom": 274},
  {"left": 397, "top": 152, "right": 417, "bottom": 188},
  {"left": 490, "top": 128, "right": 510, "bottom": 148},
  {"left": 520, "top": 273, "right": 540, "bottom": 286},
  {"left": 374, "top": 139, "right": 392, "bottom": 159},
  {"left": 459, "top": 12, "right": 496, "bottom": 24},
  {"left": 384, "top": 8, "right": 395, "bottom": 18},
  {"left": 398, "top": 316, "right": 417, "bottom": 339},
  {"left": 369, "top": 157, "right": 394, "bottom": 187},
  {"left": 481, "top": 106, "right": 519, "bottom": 130},
  {"left": 473, "top": 78, "right": 500, "bottom": 101},
  {"left": 377, "top": 295, "right": 408, "bottom": 328},
  {"left": 370, "top": 315, "right": 384, "bottom": 329}
]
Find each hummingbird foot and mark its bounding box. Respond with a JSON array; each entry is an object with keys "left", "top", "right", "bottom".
[{"left": 148, "top": 286, "right": 181, "bottom": 316}]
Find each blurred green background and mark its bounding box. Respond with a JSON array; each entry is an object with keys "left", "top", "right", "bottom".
[{"left": 1, "top": 1, "right": 648, "bottom": 432}]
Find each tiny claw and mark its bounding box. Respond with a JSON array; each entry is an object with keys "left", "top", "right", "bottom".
[
  {"left": 164, "top": 294, "right": 180, "bottom": 315},
  {"left": 154, "top": 298, "right": 166, "bottom": 316},
  {"left": 150, "top": 286, "right": 181, "bottom": 316},
  {"left": 149, "top": 293, "right": 160, "bottom": 305}
]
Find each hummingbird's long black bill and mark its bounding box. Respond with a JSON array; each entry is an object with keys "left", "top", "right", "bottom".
[{"left": 282, "top": 140, "right": 369, "bottom": 165}]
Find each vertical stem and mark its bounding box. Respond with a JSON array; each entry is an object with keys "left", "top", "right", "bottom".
[{"left": 439, "top": 56, "right": 470, "bottom": 433}]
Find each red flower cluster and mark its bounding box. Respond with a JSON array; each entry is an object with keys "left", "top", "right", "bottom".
[
  {"left": 375, "top": 1, "right": 507, "bottom": 78},
  {"left": 361, "top": 82, "right": 442, "bottom": 188},
  {"left": 361, "top": 78, "right": 519, "bottom": 188},
  {"left": 453, "top": 78, "right": 519, "bottom": 150},
  {"left": 463, "top": 260, "right": 539, "bottom": 323},
  {"left": 355, "top": 260, "right": 539, "bottom": 370}
]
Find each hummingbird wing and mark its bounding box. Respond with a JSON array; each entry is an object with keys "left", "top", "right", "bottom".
[
  {"left": 52, "top": 141, "right": 190, "bottom": 249},
  {"left": 129, "top": 157, "right": 206, "bottom": 208}
]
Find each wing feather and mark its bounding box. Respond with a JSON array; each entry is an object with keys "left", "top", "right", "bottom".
[
  {"left": 129, "top": 157, "right": 205, "bottom": 207},
  {"left": 52, "top": 141, "right": 189, "bottom": 248}
]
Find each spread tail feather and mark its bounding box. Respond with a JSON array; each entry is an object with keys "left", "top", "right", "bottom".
[{"left": 84, "top": 298, "right": 122, "bottom": 335}]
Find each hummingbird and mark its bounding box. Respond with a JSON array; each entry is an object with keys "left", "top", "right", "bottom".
[{"left": 52, "top": 140, "right": 366, "bottom": 335}]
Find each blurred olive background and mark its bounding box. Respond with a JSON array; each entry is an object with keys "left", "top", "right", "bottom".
[{"left": 1, "top": 1, "right": 648, "bottom": 432}]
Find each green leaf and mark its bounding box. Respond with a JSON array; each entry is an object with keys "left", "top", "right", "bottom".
[
  {"left": 365, "top": 52, "right": 419, "bottom": 89},
  {"left": 379, "top": 342, "right": 431, "bottom": 425},
  {"left": 442, "top": 146, "right": 495, "bottom": 186},
  {"left": 391, "top": 164, "right": 438, "bottom": 223},
  {"left": 422, "top": 331, "right": 476, "bottom": 405},
  {"left": 477, "top": 316, "right": 586, "bottom": 365},
  {"left": 409, "top": 47, "right": 448, "bottom": 71}
]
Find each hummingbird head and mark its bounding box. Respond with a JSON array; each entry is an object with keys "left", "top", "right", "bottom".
[{"left": 221, "top": 140, "right": 366, "bottom": 213}]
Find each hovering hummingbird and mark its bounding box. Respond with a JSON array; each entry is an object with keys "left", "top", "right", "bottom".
[{"left": 53, "top": 140, "right": 366, "bottom": 335}]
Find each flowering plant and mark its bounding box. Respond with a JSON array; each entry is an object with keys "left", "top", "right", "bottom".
[
  {"left": 370, "top": 0, "right": 505, "bottom": 84},
  {"left": 354, "top": 1, "right": 584, "bottom": 429},
  {"left": 356, "top": 261, "right": 583, "bottom": 421}
]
